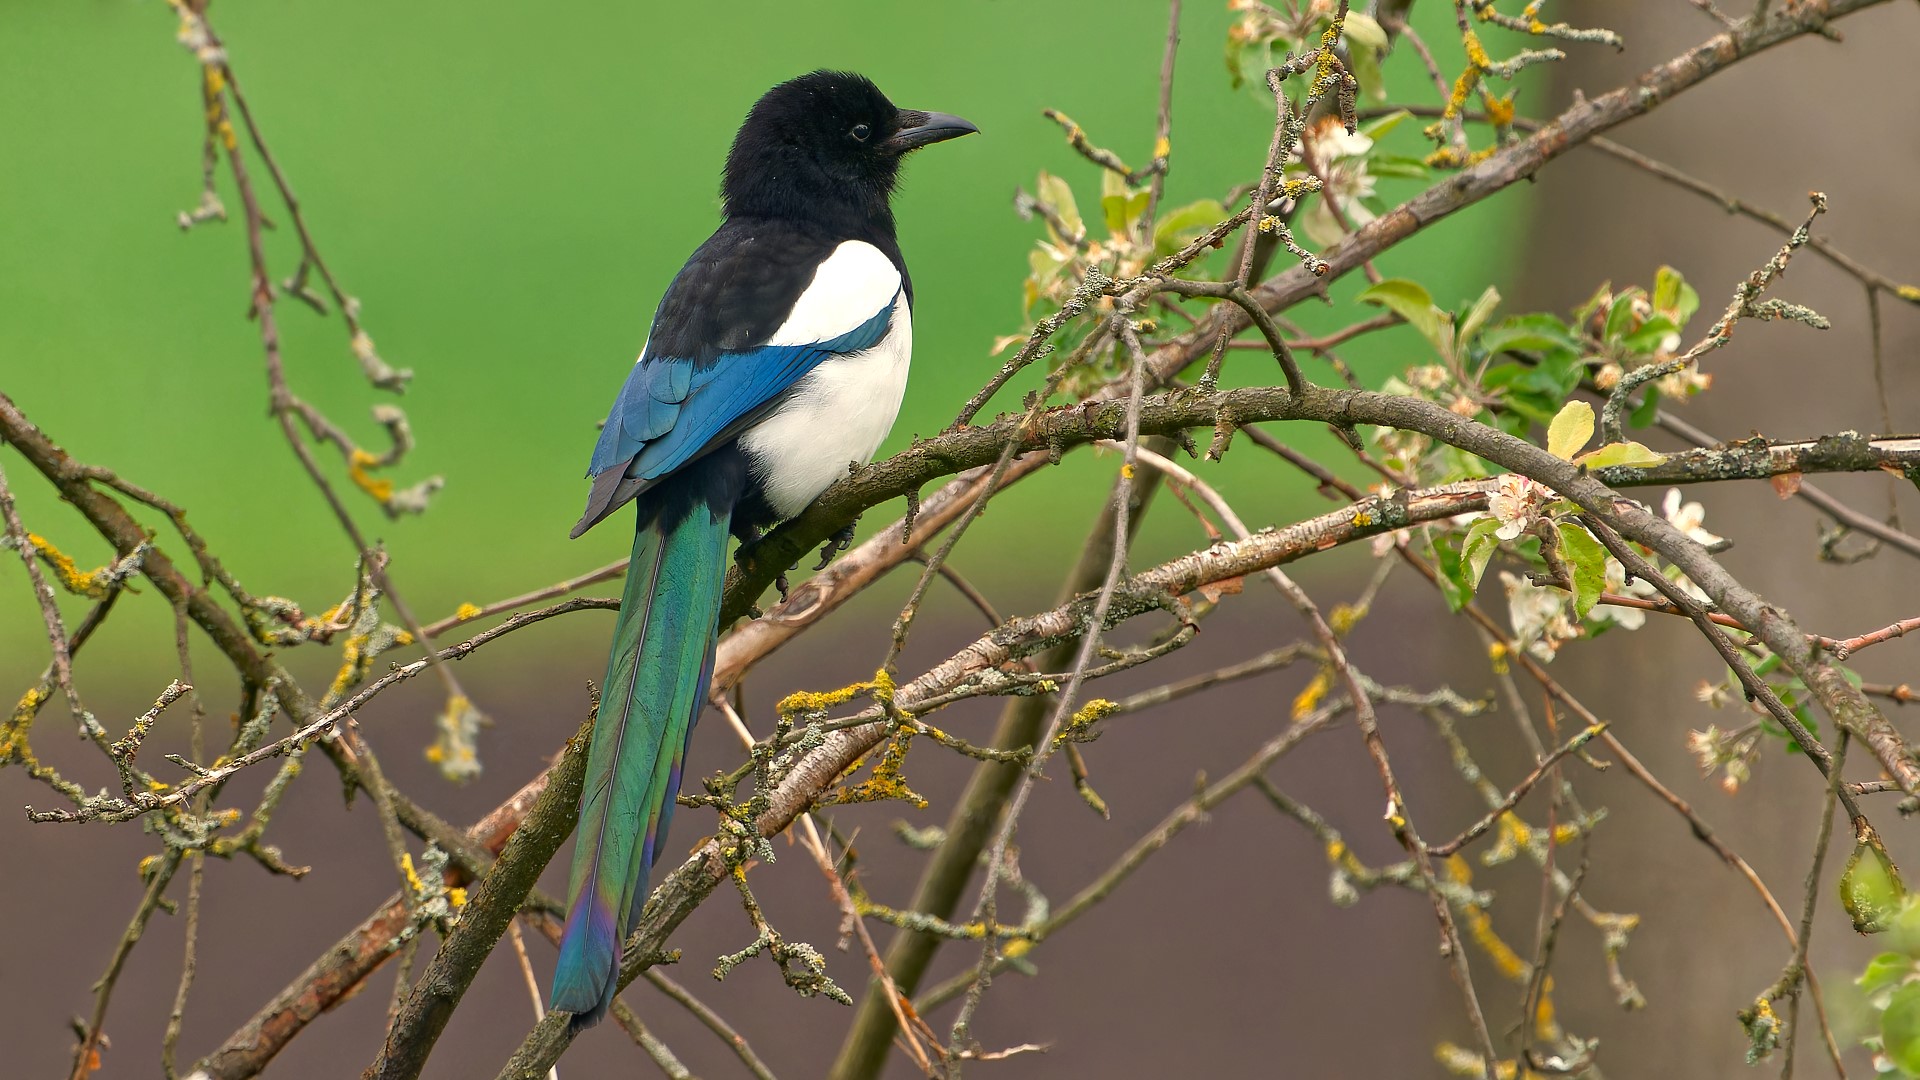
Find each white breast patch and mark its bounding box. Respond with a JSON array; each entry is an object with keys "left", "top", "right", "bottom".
[
  {"left": 768, "top": 241, "right": 902, "bottom": 346},
  {"left": 740, "top": 297, "right": 913, "bottom": 519}
]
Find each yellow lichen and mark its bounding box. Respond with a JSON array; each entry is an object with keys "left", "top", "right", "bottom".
[
  {"left": 448, "top": 887, "right": 468, "bottom": 908},
  {"left": 1329, "top": 602, "right": 1368, "bottom": 636},
  {"left": 1483, "top": 92, "right": 1517, "bottom": 129},
  {"left": 325, "top": 634, "right": 371, "bottom": 702},
  {"left": 347, "top": 448, "right": 395, "bottom": 503},
  {"left": 1446, "top": 856, "right": 1530, "bottom": 982},
  {"left": 822, "top": 731, "right": 926, "bottom": 809},
  {"left": 27, "top": 534, "right": 111, "bottom": 598},
  {"left": 1487, "top": 640, "right": 1510, "bottom": 675},
  {"left": 1292, "top": 668, "right": 1333, "bottom": 720},
  {"left": 777, "top": 670, "right": 894, "bottom": 719},
  {"left": 1052, "top": 698, "right": 1117, "bottom": 747},
  {"left": 454, "top": 602, "right": 483, "bottom": 621},
  {"left": 1434, "top": 1043, "right": 1523, "bottom": 1079},
  {"left": 1462, "top": 29, "right": 1493, "bottom": 71},
  {"left": 1323, "top": 838, "right": 1369, "bottom": 878}
]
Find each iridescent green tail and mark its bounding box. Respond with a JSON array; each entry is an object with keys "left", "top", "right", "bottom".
[{"left": 551, "top": 490, "right": 729, "bottom": 1027}]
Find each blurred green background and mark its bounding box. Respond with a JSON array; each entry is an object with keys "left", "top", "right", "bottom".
[{"left": 0, "top": 0, "right": 1522, "bottom": 680}]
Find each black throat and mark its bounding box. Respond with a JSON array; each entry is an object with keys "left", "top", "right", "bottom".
[{"left": 720, "top": 157, "right": 899, "bottom": 244}]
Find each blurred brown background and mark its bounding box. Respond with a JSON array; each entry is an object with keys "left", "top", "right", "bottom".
[{"left": 5, "top": 2, "right": 1920, "bottom": 1077}]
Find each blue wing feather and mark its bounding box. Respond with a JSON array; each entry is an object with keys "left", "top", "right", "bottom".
[{"left": 587, "top": 299, "right": 895, "bottom": 486}]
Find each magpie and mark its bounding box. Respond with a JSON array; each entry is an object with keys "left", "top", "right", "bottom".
[{"left": 552, "top": 70, "right": 975, "bottom": 1027}]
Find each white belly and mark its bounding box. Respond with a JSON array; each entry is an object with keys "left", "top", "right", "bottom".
[{"left": 740, "top": 298, "right": 912, "bottom": 519}]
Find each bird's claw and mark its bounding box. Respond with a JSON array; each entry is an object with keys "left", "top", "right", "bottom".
[{"left": 814, "top": 519, "right": 859, "bottom": 571}]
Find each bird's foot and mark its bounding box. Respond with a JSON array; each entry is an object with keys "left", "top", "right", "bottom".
[{"left": 814, "top": 518, "right": 860, "bottom": 571}]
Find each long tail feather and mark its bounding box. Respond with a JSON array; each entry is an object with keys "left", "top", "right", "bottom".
[{"left": 552, "top": 483, "right": 731, "bottom": 1027}]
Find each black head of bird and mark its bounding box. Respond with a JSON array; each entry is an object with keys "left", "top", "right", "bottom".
[{"left": 721, "top": 69, "right": 977, "bottom": 229}]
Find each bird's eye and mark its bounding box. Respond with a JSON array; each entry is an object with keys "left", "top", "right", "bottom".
[{"left": 850, "top": 123, "right": 872, "bottom": 142}]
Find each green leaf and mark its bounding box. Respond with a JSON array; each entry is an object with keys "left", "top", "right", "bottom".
[
  {"left": 1366, "top": 154, "right": 1430, "bottom": 180},
  {"left": 1357, "top": 279, "right": 1448, "bottom": 355},
  {"left": 1036, "top": 171, "right": 1082, "bottom": 243},
  {"left": 1433, "top": 534, "right": 1472, "bottom": 613},
  {"left": 1576, "top": 441, "right": 1667, "bottom": 469},
  {"left": 1572, "top": 281, "right": 1613, "bottom": 328},
  {"left": 1628, "top": 384, "right": 1662, "bottom": 428},
  {"left": 1457, "top": 287, "right": 1502, "bottom": 348},
  {"left": 1101, "top": 167, "right": 1133, "bottom": 235},
  {"left": 1347, "top": 36, "right": 1387, "bottom": 103},
  {"left": 1460, "top": 518, "right": 1502, "bottom": 595},
  {"left": 1477, "top": 313, "right": 1583, "bottom": 356},
  {"left": 1860, "top": 952, "right": 1913, "bottom": 994},
  {"left": 1620, "top": 315, "right": 1678, "bottom": 356},
  {"left": 1555, "top": 522, "right": 1607, "bottom": 619},
  {"left": 1843, "top": 831, "right": 1908, "bottom": 934},
  {"left": 1342, "top": 12, "right": 1389, "bottom": 51},
  {"left": 1546, "top": 400, "right": 1595, "bottom": 460},
  {"left": 1884, "top": 984, "right": 1920, "bottom": 1075},
  {"left": 1602, "top": 288, "right": 1643, "bottom": 344},
  {"left": 1153, "top": 198, "right": 1227, "bottom": 258},
  {"left": 1359, "top": 110, "right": 1420, "bottom": 143},
  {"left": 1653, "top": 265, "right": 1701, "bottom": 328}
]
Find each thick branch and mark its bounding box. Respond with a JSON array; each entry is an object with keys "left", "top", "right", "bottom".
[{"left": 363, "top": 714, "right": 592, "bottom": 1080}]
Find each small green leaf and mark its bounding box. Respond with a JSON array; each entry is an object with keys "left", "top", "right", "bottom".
[
  {"left": 1347, "top": 36, "right": 1387, "bottom": 102},
  {"left": 1577, "top": 441, "right": 1668, "bottom": 469},
  {"left": 1342, "top": 12, "right": 1388, "bottom": 50},
  {"left": 1457, "top": 287, "right": 1501, "bottom": 349},
  {"left": 1555, "top": 522, "right": 1607, "bottom": 618},
  {"left": 1572, "top": 281, "right": 1613, "bottom": 328},
  {"left": 1843, "top": 829, "right": 1907, "bottom": 934},
  {"left": 1884, "top": 984, "right": 1920, "bottom": 1075},
  {"left": 1357, "top": 279, "right": 1448, "bottom": 355},
  {"left": 1620, "top": 315, "right": 1678, "bottom": 356},
  {"left": 1036, "top": 171, "right": 1082, "bottom": 243},
  {"left": 1101, "top": 167, "right": 1133, "bottom": 235},
  {"left": 1653, "top": 265, "right": 1701, "bottom": 328},
  {"left": 1153, "top": 198, "right": 1227, "bottom": 257},
  {"left": 1357, "top": 110, "right": 1411, "bottom": 143},
  {"left": 1366, "top": 154, "right": 1430, "bottom": 180},
  {"left": 1628, "top": 385, "right": 1662, "bottom": 428},
  {"left": 1478, "top": 313, "right": 1583, "bottom": 356},
  {"left": 1603, "top": 289, "right": 1642, "bottom": 344},
  {"left": 1460, "top": 518, "right": 1502, "bottom": 595},
  {"left": 1860, "top": 952, "right": 1914, "bottom": 994},
  {"left": 1546, "top": 401, "right": 1595, "bottom": 461},
  {"left": 1433, "top": 533, "right": 1472, "bottom": 613}
]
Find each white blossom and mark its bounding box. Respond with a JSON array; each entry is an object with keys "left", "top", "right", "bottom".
[
  {"left": 1487, "top": 473, "right": 1547, "bottom": 541},
  {"left": 1501, "top": 571, "right": 1580, "bottom": 662},
  {"left": 1662, "top": 489, "right": 1725, "bottom": 546},
  {"left": 1593, "top": 557, "right": 1657, "bottom": 630}
]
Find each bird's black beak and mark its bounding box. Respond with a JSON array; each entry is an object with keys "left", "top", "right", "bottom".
[{"left": 886, "top": 110, "right": 978, "bottom": 153}]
